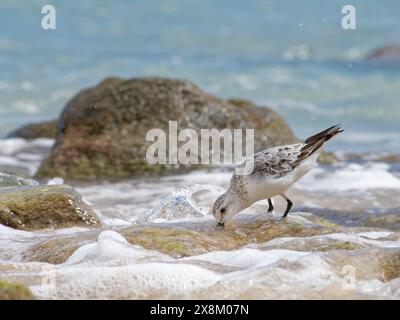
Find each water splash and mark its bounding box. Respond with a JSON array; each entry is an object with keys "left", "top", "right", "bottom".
[{"left": 143, "top": 184, "right": 224, "bottom": 223}]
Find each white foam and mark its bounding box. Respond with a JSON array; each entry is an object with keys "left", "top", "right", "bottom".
[
  {"left": 297, "top": 162, "right": 400, "bottom": 191},
  {"left": 163, "top": 171, "right": 231, "bottom": 187},
  {"left": 0, "top": 138, "right": 53, "bottom": 155},
  {"left": 182, "top": 248, "right": 308, "bottom": 270},
  {"left": 0, "top": 138, "right": 53, "bottom": 175},
  {"left": 30, "top": 262, "right": 221, "bottom": 299},
  {"left": 65, "top": 230, "right": 172, "bottom": 265},
  {"left": 2, "top": 233, "right": 399, "bottom": 299},
  {"left": 143, "top": 184, "right": 222, "bottom": 223},
  {"left": 253, "top": 232, "right": 400, "bottom": 250},
  {"left": 47, "top": 177, "right": 64, "bottom": 185},
  {"left": 357, "top": 231, "right": 393, "bottom": 240}
]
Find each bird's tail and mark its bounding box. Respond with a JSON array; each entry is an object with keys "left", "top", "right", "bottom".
[{"left": 299, "top": 124, "right": 343, "bottom": 159}]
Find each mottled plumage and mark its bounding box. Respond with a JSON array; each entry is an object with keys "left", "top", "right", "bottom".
[{"left": 212, "top": 125, "right": 343, "bottom": 225}]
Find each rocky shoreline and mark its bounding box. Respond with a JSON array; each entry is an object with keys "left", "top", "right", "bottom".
[
  {"left": 2, "top": 212, "right": 400, "bottom": 299},
  {"left": 1, "top": 77, "right": 400, "bottom": 299}
]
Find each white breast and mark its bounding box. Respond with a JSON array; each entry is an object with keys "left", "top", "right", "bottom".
[{"left": 244, "top": 152, "right": 319, "bottom": 205}]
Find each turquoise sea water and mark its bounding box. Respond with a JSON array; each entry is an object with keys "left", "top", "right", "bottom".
[{"left": 0, "top": 0, "right": 399, "bottom": 152}]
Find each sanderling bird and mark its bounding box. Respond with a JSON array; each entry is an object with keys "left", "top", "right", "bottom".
[{"left": 212, "top": 125, "right": 343, "bottom": 225}]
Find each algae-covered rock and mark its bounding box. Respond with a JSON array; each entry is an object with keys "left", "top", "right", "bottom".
[
  {"left": 0, "top": 280, "right": 34, "bottom": 300},
  {"left": 0, "top": 171, "right": 39, "bottom": 188},
  {"left": 0, "top": 185, "right": 101, "bottom": 231},
  {"left": 326, "top": 247, "right": 400, "bottom": 283},
  {"left": 7, "top": 120, "right": 57, "bottom": 140},
  {"left": 36, "top": 77, "right": 297, "bottom": 180},
  {"left": 121, "top": 215, "right": 340, "bottom": 258},
  {"left": 22, "top": 213, "right": 341, "bottom": 262},
  {"left": 317, "top": 151, "right": 338, "bottom": 165},
  {"left": 379, "top": 251, "right": 400, "bottom": 282},
  {"left": 363, "top": 212, "right": 400, "bottom": 231},
  {"left": 24, "top": 234, "right": 95, "bottom": 264}
]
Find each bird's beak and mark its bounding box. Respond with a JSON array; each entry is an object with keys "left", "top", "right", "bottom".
[{"left": 217, "top": 222, "right": 225, "bottom": 227}]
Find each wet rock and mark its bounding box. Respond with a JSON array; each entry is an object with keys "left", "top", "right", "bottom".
[
  {"left": 36, "top": 77, "right": 297, "bottom": 180},
  {"left": 24, "top": 233, "right": 96, "bottom": 264},
  {"left": 14, "top": 212, "right": 400, "bottom": 299},
  {"left": 326, "top": 247, "right": 400, "bottom": 283},
  {"left": 22, "top": 213, "right": 342, "bottom": 262},
  {"left": 253, "top": 233, "right": 363, "bottom": 252},
  {"left": 339, "top": 152, "right": 400, "bottom": 163},
  {"left": 0, "top": 280, "right": 34, "bottom": 300},
  {"left": 120, "top": 214, "right": 342, "bottom": 258},
  {"left": 0, "top": 171, "right": 39, "bottom": 188},
  {"left": 317, "top": 151, "right": 338, "bottom": 165},
  {"left": 379, "top": 251, "right": 400, "bottom": 282},
  {"left": 377, "top": 154, "right": 400, "bottom": 163},
  {"left": 363, "top": 213, "right": 400, "bottom": 231},
  {"left": 367, "top": 45, "right": 400, "bottom": 60},
  {"left": 7, "top": 120, "right": 57, "bottom": 140},
  {"left": 0, "top": 185, "right": 101, "bottom": 231}
]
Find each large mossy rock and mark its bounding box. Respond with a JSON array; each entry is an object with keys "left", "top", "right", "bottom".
[
  {"left": 0, "top": 185, "right": 101, "bottom": 231},
  {"left": 0, "top": 280, "right": 34, "bottom": 300},
  {"left": 36, "top": 77, "right": 296, "bottom": 180},
  {"left": 6, "top": 120, "right": 57, "bottom": 140}
]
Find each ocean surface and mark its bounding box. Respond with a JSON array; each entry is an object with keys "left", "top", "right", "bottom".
[{"left": 1, "top": 0, "right": 400, "bottom": 152}]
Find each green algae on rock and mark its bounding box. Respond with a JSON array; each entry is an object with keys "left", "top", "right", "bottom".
[
  {"left": 35, "top": 77, "right": 297, "bottom": 180},
  {"left": 24, "top": 234, "right": 96, "bottom": 264},
  {"left": 379, "top": 250, "right": 400, "bottom": 282},
  {"left": 325, "top": 247, "right": 400, "bottom": 283},
  {"left": 363, "top": 212, "right": 400, "bottom": 231},
  {"left": 6, "top": 120, "right": 57, "bottom": 140},
  {"left": 0, "top": 185, "right": 101, "bottom": 231},
  {"left": 0, "top": 280, "right": 34, "bottom": 300},
  {"left": 21, "top": 213, "right": 342, "bottom": 263},
  {"left": 121, "top": 216, "right": 340, "bottom": 258}
]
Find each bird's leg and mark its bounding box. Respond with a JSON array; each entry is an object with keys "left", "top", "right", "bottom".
[
  {"left": 267, "top": 198, "right": 273, "bottom": 213},
  {"left": 280, "top": 194, "right": 293, "bottom": 218}
]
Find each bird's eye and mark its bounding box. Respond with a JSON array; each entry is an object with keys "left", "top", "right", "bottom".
[{"left": 220, "top": 208, "right": 226, "bottom": 213}]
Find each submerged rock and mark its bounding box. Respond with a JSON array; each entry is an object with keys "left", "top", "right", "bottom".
[
  {"left": 363, "top": 212, "right": 400, "bottom": 231},
  {"left": 0, "top": 171, "right": 39, "bottom": 188},
  {"left": 367, "top": 45, "right": 400, "bottom": 60},
  {"left": 36, "top": 77, "right": 296, "bottom": 180},
  {"left": 121, "top": 214, "right": 342, "bottom": 258},
  {"left": 6, "top": 120, "right": 57, "bottom": 140},
  {"left": 325, "top": 247, "right": 400, "bottom": 283},
  {"left": 22, "top": 213, "right": 343, "bottom": 263},
  {"left": 0, "top": 185, "right": 100, "bottom": 231},
  {"left": 15, "top": 213, "right": 400, "bottom": 299},
  {"left": 24, "top": 233, "right": 95, "bottom": 264},
  {"left": 0, "top": 280, "right": 34, "bottom": 300}
]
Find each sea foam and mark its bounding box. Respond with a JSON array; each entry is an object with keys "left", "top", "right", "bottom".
[{"left": 297, "top": 162, "right": 400, "bottom": 192}]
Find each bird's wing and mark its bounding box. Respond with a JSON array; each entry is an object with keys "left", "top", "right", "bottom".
[
  {"left": 250, "top": 143, "right": 305, "bottom": 178},
  {"left": 238, "top": 125, "right": 343, "bottom": 179}
]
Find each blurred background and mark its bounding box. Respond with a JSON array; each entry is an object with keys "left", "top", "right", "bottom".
[{"left": 1, "top": 0, "right": 399, "bottom": 152}]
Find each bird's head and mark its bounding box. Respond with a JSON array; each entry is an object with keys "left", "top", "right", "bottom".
[{"left": 211, "top": 192, "right": 242, "bottom": 226}]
